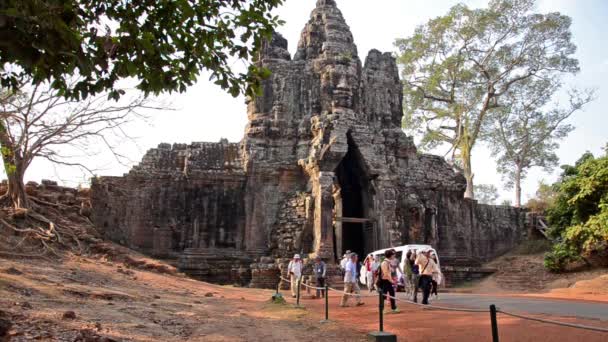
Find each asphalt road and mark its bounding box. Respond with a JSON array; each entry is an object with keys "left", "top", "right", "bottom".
[{"left": 407, "top": 293, "right": 608, "bottom": 321}]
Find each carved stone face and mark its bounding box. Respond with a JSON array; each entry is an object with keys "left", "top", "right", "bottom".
[
  {"left": 321, "top": 66, "right": 356, "bottom": 111},
  {"left": 333, "top": 74, "right": 354, "bottom": 109}
]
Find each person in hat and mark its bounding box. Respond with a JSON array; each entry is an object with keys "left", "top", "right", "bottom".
[
  {"left": 340, "top": 253, "right": 364, "bottom": 307},
  {"left": 287, "top": 254, "right": 303, "bottom": 298},
  {"left": 313, "top": 256, "right": 327, "bottom": 298},
  {"left": 378, "top": 249, "right": 399, "bottom": 313},
  {"left": 339, "top": 250, "right": 351, "bottom": 275},
  {"left": 414, "top": 248, "right": 437, "bottom": 305}
]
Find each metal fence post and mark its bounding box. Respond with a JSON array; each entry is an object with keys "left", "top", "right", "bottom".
[
  {"left": 490, "top": 304, "right": 499, "bottom": 342},
  {"left": 378, "top": 289, "right": 384, "bottom": 332},
  {"left": 325, "top": 284, "right": 329, "bottom": 321},
  {"left": 276, "top": 277, "right": 280, "bottom": 295},
  {"left": 296, "top": 277, "right": 301, "bottom": 307}
]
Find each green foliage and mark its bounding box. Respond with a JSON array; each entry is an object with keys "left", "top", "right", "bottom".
[
  {"left": 486, "top": 78, "right": 594, "bottom": 206},
  {"left": 0, "top": 0, "right": 284, "bottom": 99},
  {"left": 525, "top": 180, "right": 558, "bottom": 214},
  {"left": 474, "top": 184, "right": 499, "bottom": 205},
  {"left": 544, "top": 149, "right": 608, "bottom": 271},
  {"left": 395, "top": 0, "right": 579, "bottom": 198},
  {"left": 544, "top": 242, "right": 581, "bottom": 272}
]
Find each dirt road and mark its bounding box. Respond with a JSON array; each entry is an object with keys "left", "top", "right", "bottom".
[
  {"left": 289, "top": 287, "right": 608, "bottom": 342},
  {"left": 434, "top": 293, "right": 608, "bottom": 320}
]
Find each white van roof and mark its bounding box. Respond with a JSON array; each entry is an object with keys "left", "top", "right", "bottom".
[{"left": 369, "top": 244, "right": 436, "bottom": 255}]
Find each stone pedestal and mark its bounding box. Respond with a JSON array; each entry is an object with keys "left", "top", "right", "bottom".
[{"left": 367, "top": 331, "right": 397, "bottom": 342}]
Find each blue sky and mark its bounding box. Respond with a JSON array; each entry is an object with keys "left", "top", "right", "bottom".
[{"left": 21, "top": 0, "right": 607, "bottom": 204}]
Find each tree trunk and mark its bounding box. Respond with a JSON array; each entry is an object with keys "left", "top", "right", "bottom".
[
  {"left": 6, "top": 168, "right": 28, "bottom": 209},
  {"left": 462, "top": 153, "right": 475, "bottom": 199},
  {"left": 514, "top": 165, "right": 522, "bottom": 208},
  {"left": 0, "top": 122, "right": 29, "bottom": 209}
]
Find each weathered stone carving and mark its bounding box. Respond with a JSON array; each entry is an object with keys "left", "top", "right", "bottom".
[{"left": 91, "top": 0, "right": 525, "bottom": 286}]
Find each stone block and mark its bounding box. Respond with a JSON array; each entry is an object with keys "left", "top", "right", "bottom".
[{"left": 367, "top": 331, "right": 397, "bottom": 342}]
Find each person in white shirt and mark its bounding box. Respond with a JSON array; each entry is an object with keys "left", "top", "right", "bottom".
[
  {"left": 339, "top": 250, "right": 351, "bottom": 274},
  {"left": 287, "top": 254, "right": 303, "bottom": 298},
  {"left": 371, "top": 255, "right": 381, "bottom": 291},
  {"left": 340, "top": 253, "right": 364, "bottom": 307}
]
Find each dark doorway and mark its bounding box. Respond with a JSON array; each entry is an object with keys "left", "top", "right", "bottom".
[{"left": 335, "top": 133, "right": 373, "bottom": 260}]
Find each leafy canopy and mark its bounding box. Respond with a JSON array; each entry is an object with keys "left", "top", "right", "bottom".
[
  {"left": 484, "top": 76, "right": 593, "bottom": 206},
  {"left": 0, "top": 0, "right": 284, "bottom": 100},
  {"left": 473, "top": 184, "right": 499, "bottom": 205},
  {"left": 544, "top": 150, "right": 608, "bottom": 271},
  {"left": 395, "top": 0, "right": 579, "bottom": 198}
]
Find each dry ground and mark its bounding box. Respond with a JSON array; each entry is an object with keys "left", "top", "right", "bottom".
[
  {"left": 1, "top": 251, "right": 607, "bottom": 341},
  {"left": 0, "top": 254, "right": 365, "bottom": 341}
]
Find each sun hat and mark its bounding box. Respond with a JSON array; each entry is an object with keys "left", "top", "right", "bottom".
[{"left": 294, "top": 254, "right": 301, "bottom": 259}]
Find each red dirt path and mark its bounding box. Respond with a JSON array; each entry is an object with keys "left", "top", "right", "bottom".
[{"left": 288, "top": 288, "right": 608, "bottom": 342}]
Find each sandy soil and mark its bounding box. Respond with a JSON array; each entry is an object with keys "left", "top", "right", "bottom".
[
  {"left": 450, "top": 252, "right": 608, "bottom": 303},
  {"left": 1, "top": 247, "right": 607, "bottom": 341},
  {"left": 0, "top": 255, "right": 365, "bottom": 341},
  {"left": 524, "top": 274, "right": 608, "bottom": 302}
]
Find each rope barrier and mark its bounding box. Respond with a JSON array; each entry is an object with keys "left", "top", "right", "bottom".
[
  {"left": 278, "top": 275, "right": 608, "bottom": 334},
  {"left": 326, "top": 285, "right": 377, "bottom": 297},
  {"left": 498, "top": 309, "right": 608, "bottom": 333},
  {"left": 384, "top": 293, "right": 490, "bottom": 313}
]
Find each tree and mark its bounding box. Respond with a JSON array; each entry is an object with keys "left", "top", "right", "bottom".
[
  {"left": 544, "top": 150, "right": 608, "bottom": 271},
  {"left": 396, "top": 0, "right": 579, "bottom": 199},
  {"left": 486, "top": 78, "right": 594, "bottom": 207},
  {"left": 500, "top": 199, "right": 513, "bottom": 206},
  {"left": 0, "top": 0, "right": 283, "bottom": 100},
  {"left": 473, "top": 184, "right": 499, "bottom": 205},
  {"left": 0, "top": 80, "right": 157, "bottom": 209},
  {"left": 525, "top": 180, "right": 558, "bottom": 214}
]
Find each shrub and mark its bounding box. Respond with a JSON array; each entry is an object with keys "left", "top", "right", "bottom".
[{"left": 543, "top": 151, "right": 608, "bottom": 271}]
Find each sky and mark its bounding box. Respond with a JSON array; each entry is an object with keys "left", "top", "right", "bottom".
[{"left": 19, "top": 0, "right": 608, "bottom": 204}]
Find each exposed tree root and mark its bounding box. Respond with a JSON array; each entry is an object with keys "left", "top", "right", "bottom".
[{"left": 0, "top": 191, "right": 97, "bottom": 259}]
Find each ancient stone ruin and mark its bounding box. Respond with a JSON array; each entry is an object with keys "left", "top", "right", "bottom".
[{"left": 91, "top": 0, "right": 525, "bottom": 287}]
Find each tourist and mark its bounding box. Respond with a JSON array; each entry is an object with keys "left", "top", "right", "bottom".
[
  {"left": 287, "top": 254, "right": 303, "bottom": 298},
  {"left": 340, "top": 250, "right": 351, "bottom": 275},
  {"left": 313, "top": 256, "right": 327, "bottom": 299},
  {"left": 340, "top": 253, "right": 364, "bottom": 307},
  {"left": 404, "top": 251, "right": 413, "bottom": 293},
  {"left": 410, "top": 250, "right": 421, "bottom": 302},
  {"left": 364, "top": 254, "right": 374, "bottom": 292},
  {"left": 377, "top": 249, "right": 399, "bottom": 313},
  {"left": 371, "top": 254, "right": 381, "bottom": 290},
  {"left": 389, "top": 249, "right": 403, "bottom": 293},
  {"left": 415, "top": 249, "right": 436, "bottom": 305},
  {"left": 430, "top": 252, "right": 442, "bottom": 299}
]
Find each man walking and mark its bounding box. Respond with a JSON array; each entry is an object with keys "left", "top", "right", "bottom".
[
  {"left": 287, "top": 254, "right": 303, "bottom": 298},
  {"left": 313, "top": 256, "right": 326, "bottom": 298},
  {"left": 339, "top": 250, "right": 351, "bottom": 275},
  {"left": 340, "top": 253, "right": 364, "bottom": 307},
  {"left": 410, "top": 250, "right": 421, "bottom": 302},
  {"left": 415, "top": 249, "right": 436, "bottom": 305}
]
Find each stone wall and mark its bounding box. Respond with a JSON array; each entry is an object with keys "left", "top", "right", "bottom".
[{"left": 91, "top": 141, "right": 248, "bottom": 257}]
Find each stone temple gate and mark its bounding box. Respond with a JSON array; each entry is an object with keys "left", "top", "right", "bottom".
[{"left": 91, "top": 0, "right": 525, "bottom": 287}]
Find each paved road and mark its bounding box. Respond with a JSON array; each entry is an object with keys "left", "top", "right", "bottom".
[{"left": 407, "top": 293, "right": 608, "bottom": 321}]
